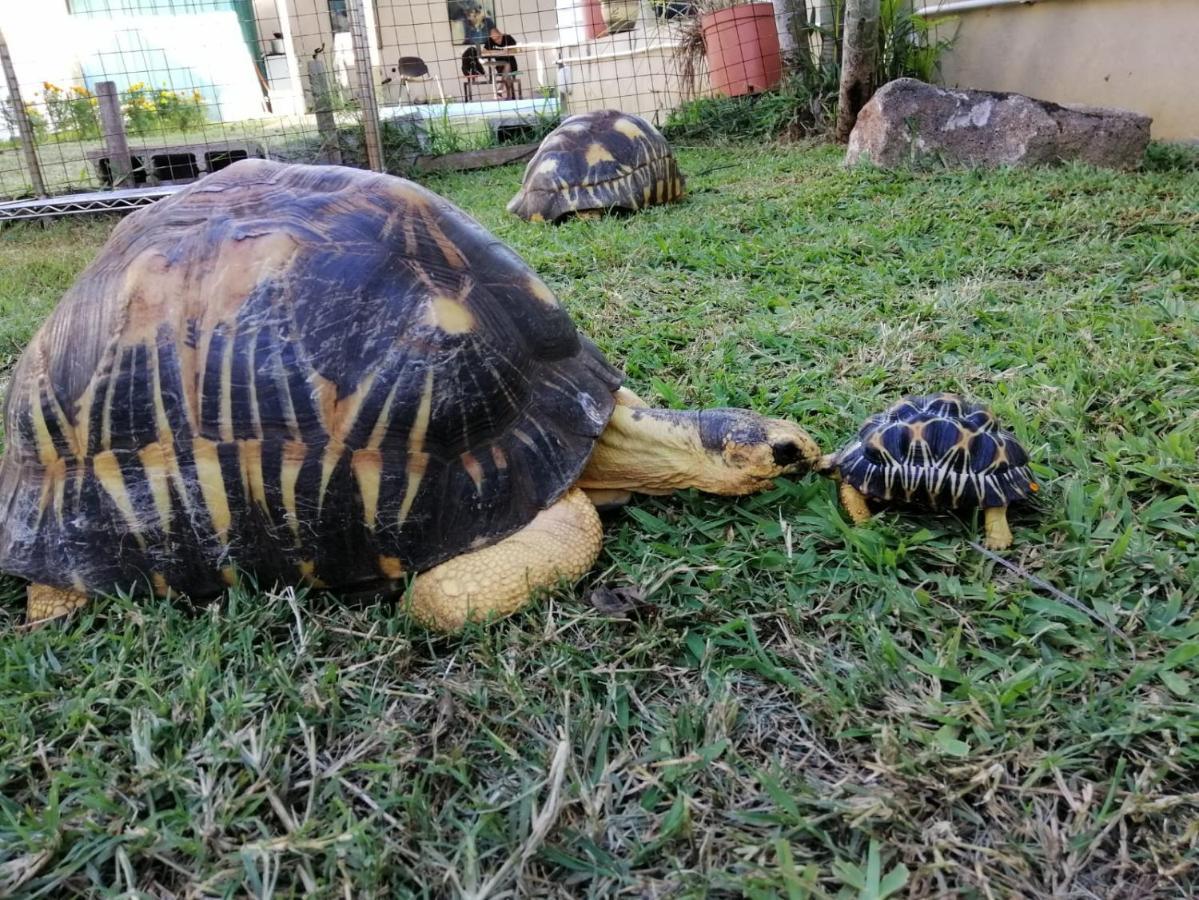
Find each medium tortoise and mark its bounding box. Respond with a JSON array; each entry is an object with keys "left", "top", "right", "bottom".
[
  {"left": 507, "top": 109, "right": 685, "bottom": 222},
  {"left": 817, "top": 394, "right": 1037, "bottom": 549},
  {"left": 0, "top": 159, "right": 818, "bottom": 629}
]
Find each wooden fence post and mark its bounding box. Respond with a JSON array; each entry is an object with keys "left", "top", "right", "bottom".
[
  {"left": 0, "top": 27, "right": 46, "bottom": 197},
  {"left": 95, "top": 81, "right": 133, "bottom": 189},
  {"left": 346, "top": 0, "right": 384, "bottom": 172},
  {"left": 834, "top": 0, "right": 880, "bottom": 143},
  {"left": 308, "top": 58, "right": 343, "bottom": 165}
]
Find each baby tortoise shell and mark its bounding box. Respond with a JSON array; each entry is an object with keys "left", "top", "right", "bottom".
[
  {"left": 0, "top": 159, "right": 622, "bottom": 601},
  {"left": 829, "top": 394, "right": 1036, "bottom": 510},
  {"left": 507, "top": 109, "right": 685, "bottom": 222}
]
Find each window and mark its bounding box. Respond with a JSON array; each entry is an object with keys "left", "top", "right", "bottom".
[{"left": 329, "top": 0, "right": 349, "bottom": 33}]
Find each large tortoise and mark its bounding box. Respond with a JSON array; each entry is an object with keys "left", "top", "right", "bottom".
[
  {"left": 817, "top": 394, "right": 1037, "bottom": 549},
  {"left": 1, "top": 159, "right": 818, "bottom": 629},
  {"left": 507, "top": 109, "right": 685, "bottom": 222}
]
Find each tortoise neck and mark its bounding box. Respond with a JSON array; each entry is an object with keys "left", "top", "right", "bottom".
[{"left": 578, "top": 405, "right": 707, "bottom": 495}]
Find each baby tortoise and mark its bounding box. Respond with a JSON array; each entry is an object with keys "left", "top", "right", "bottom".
[{"left": 818, "top": 394, "right": 1037, "bottom": 549}]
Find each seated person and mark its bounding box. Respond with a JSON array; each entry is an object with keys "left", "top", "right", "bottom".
[{"left": 484, "top": 26, "right": 518, "bottom": 98}]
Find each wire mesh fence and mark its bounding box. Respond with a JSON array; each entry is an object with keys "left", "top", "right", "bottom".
[{"left": 0, "top": 0, "right": 843, "bottom": 206}]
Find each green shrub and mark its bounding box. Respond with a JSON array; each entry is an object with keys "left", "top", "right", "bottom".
[
  {"left": 122, "top": 83, "right": 208, "bottom": 135},
  {"left": 1143, "top": 140, "right": 1199, "bottom": 173},
  {"left": 424, "top": 107, "right": 494, "bottom": 156},
  {"left": 41, "top": 82, "right": 100, "bottom": 140},
  {"left": 152, "top": 87, "right": 208, "bottom": 132},
  {"left": 878, "top": 0, "right": 955, "bottom": 84},
  {"left": 663, "top": 67, "right": 839, "bottom": 142}
]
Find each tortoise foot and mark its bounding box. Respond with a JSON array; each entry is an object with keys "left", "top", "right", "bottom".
[
  {"left": 408, "top": 488, "right": 602, "bottom": 631},
  {"left": 839, "top": 483, "right": 873, "bottom": 525},
  {"left": 26, "top": 584, "right": 89, "bottom": 625},
  {"left": 983, "top": 507, "right": 1013, "bottom": 550}
]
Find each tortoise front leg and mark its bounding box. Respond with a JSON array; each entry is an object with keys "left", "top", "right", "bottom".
[
  {"left": 407, "top": 488, "right": 602, "bottom": 631},
  {"left": 27, "top": 584, "right": 89, "bottom": 625},
  {"left": 983, "top": 506, "right": 1013, "bottom": 550},
  {"left": 839, "top": 483, "right": 873, "bottom": 525}
]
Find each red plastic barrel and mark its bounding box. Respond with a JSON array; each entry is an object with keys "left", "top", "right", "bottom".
[{"left": 701, "top": 2, "right": 782, "bottom": 98}]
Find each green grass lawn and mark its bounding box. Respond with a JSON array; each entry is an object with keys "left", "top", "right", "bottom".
[{"left": 1, "top": 143, "right": 1197, "bottom": 897}]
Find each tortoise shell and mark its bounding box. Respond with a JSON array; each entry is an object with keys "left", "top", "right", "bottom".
[
  {"left": 829, "top": 394, "right": 1035, "bottom": 509},
  {"left": 0, "top": 159, "right": 621, "bottom": 600},
  {"left": 507, "top": 109, "right": 685, "bottom": 222}
]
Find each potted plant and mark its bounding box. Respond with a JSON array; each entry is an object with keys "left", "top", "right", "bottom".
[
  {"left": 597, "top": 0, "right": 641, "bottom": 35},
  {"left": 676, "top": 0, "right": 783, "bottom": 98}
]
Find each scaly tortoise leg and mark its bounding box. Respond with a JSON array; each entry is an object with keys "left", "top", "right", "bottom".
[
  {"left": 26, "top": 583, "right": 89, "bottom": 625},
  {"left": 839, "top": 483, "right": 873, "bottom": 525},
  {"left": 983, "top": 506, "right": 1013, "bottom": 550},
  {"left": 408, "top": 488, "right": 603, "bottom": 631}
]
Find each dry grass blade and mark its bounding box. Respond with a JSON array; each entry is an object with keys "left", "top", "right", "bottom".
[
  {"left": 461, "top": 738, "right": 571, "bottom": 900},
  {"left": 0, "top": 849, "right": 55, "bottom": 897},
  {"left": 675, "top": 12, "right": 707, "bottom": 101}
]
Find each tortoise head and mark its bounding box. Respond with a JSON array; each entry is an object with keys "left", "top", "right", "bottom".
[
  {"left": 580, "top": 405, "right": 821, "bottom": 497},
  {"left": 702, "top": 409, "right": 823, "bottom": 489}
]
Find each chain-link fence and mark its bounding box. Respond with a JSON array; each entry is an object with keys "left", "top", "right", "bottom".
[{"left": 0, "top": 0, "right": 843, "bottom": 209}]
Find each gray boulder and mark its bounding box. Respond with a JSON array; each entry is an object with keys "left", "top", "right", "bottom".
[{"left": 845, "top": 78, "right": 1152, "bottom": 171}]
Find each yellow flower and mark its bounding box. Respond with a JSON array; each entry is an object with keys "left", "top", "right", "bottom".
[
  {"left": 128, "top": 81, "right": 146, "bottom": 92},
  {"left": 70, "top": 85, "right": 90, "bottom": 96},
  {"left": 42, "top": 81, "right": 58, "bottom": 91}
]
